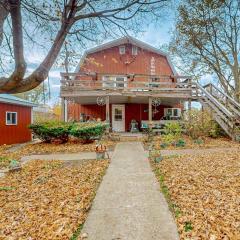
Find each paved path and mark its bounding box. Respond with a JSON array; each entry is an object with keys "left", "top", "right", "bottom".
[
  {"left": 21, "top": 152, "right": 113, "bottom": 163},
  {"left": 82, "top": 142, "right": 179, "bottom": 240}
]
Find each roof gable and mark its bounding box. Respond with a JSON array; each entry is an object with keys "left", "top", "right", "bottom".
[{"left": 76, "top": 36, "right": 177, "bottom": 75}]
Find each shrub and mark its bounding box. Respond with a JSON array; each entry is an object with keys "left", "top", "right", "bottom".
[
  {"left": 70, "top": 122, "right": 108, "bottom": 143},
  {"left": 183, "top": 109, "right": 224, "bottom": 139},
  {"left": 29, "top": 121, "right": 73, "bottom": 143},
  {"left": 175, "top": 139, "right": 186, "bottom": 147},
  {"left": 164, "top": 122, "right": 182, "bottom": 137},
  {"left": 161, "top": 134, "right": 176, "bottom": 145}
]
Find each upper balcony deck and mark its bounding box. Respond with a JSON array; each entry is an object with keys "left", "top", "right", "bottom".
[{"left": 60, "top": 72, "right": 193, "bottom": 99}]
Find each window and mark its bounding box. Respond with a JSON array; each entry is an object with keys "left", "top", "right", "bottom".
[
  {"left": 115, "top": 77, "right": 127, "bottom": 88},
  {"left": 114, "top": 108, "right": 122, "bottom": 121},
  {"left": 6, "top": 112, "right": 17, "bottom": 125},
  {"left": 103, "top": 76, "right": 127, "bottom": 88},
  {"left": 164, "top": 108, "right": 181, "bottom": 118},
  {"left": 132, "top": 46, "right": 138, "bottom": 55},
  {"left": 119, "top": 45, "right": 125, "bottom": 55},
  {"left": 103, "top": 76, "right": 115, "bottom": 88}
]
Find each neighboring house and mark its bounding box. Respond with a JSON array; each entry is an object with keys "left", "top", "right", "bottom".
[
  {"left": 0, "top": 94, "right": 36, "bottom": 145},
  {"left": 60, "top": 36, "right": 192, "bottom": 132}
]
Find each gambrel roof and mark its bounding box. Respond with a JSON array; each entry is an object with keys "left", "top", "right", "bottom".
[{"left": 76, "top": 36, "right": 177, "bottom": 75}]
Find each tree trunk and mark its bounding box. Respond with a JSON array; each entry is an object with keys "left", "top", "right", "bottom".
[{"left": 0, "top": 0, "right": 9, "bottom": 46}]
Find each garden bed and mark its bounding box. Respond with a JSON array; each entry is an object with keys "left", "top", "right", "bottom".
[
  {"left": 152, "top": 150, "right": 240, "bottom": 239},
  {"left": 147, "top": 135, "right": 240, "bottom": 150},
  {"left": 0, "top": 159, "right": 109, "bottom": 239}
]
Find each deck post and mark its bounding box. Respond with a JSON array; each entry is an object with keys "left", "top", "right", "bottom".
[
  {"left": 188, "top": 98, "right": 192, "bottom": 111},
  {"left": 148, "top": 97, "right": 153, "bottom": 129},
  {"left": 61, "top": 98, "right": 68, "bottom": 122},
  {"left": 105, "top": 96, "right": 110, "bottom": 131},
  {"left": 61, "top": 98, "right": 65, "bottom": 121}
]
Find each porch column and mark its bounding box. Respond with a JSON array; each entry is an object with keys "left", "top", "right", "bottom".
[
  {"left": 188, "top": 98, "right": 192, "bottom": 111},
  {"left": 64, "top": 99, "right": 68, "bottom": 122},
  {"left": 61, "top": 98, "right": 65, "bottom": 121},
  {"left": 61, "top": 98, "right": 68, "bottom": 122},
  {"left": 105, "top": 96, "right": 110, "bottom": 131},
  {"left": 148, "top": 97, "right": 153, "bottom": 129}
]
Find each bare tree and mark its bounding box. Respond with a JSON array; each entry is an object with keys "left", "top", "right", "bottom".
[
  {"left": 170, "top": 0, "right": 240, "bottom": 102},
  {"left": 0, "top": 0, "right": 167, "bottom": 93},
  {"left": 14, "top": 83, "right": 49, "bottom": 104}
]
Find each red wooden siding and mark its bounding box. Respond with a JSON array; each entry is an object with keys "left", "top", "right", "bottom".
[
  {"left": 0, "top": 102, "right": 32, "bottom": 145},
  {"left": 68, "top": 103, "right": 175, "bottom": 131},
  {"left": 80, "top": 44, "right": 174, "bottom": 79}
]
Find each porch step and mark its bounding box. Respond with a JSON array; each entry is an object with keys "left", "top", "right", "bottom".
[{"left": 119, "top": 133, "right": 145, "bottom": 141}]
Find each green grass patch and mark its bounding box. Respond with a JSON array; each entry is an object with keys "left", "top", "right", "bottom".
[
  {"left": 153, "top": 165, "right": 182, "bottom": 218},
  {"left": 0, "top": 186, "right": 15, "bottom": 191},
  {"left": 70, "top": 224, "right": 84, "bottom": 240}
]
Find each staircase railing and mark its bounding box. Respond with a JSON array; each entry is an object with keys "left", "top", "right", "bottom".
[
  {"left": 203, "top": 83, "right": 240, "bottom": 121},
  {"left": 191, "top": 82, "right": 239, "bottom": 139}
]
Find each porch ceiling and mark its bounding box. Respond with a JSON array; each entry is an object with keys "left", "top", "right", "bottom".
[{"left": 70, "top": 96, "right": 183, "bottom": 106}]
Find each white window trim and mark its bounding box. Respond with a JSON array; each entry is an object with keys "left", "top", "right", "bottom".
[
  {"left": 119, "top": 45, "right": 125, "bottom": 55},
  {"left": 164, "top": 108, "right": 181, "bottom": 117},
  {"left": 132, "top": 46, "right": 138, "bottom": 55},
  {"left": 6, "top": 111, "right": 18, "bottom": 125}
]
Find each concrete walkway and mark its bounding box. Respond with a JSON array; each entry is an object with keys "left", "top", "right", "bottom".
[
  {"left": 82, "top": 142, "right": 179, "bottom": 240},
  {"left": 21, "top": 152, "right": 113, "bottom": 163}
]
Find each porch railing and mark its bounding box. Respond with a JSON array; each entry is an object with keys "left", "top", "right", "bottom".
[{"left": 60, "top": 72, "right": 192, "bottom": 91}]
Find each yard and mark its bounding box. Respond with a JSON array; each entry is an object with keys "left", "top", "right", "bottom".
[
  {"left": 0, "top": 159, "right": 109, "bottom": 239},
  {"left": 153, "top": 150, "right": 240, "bottom": 239}
]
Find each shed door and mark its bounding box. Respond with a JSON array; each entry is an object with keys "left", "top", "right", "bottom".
[{"left": 112, "top": 104, "right": 125, "bottom": 132}]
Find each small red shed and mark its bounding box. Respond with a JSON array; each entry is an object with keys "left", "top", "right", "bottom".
[{"left": 0, "top": 94, "right": 36, "bottom": 145}]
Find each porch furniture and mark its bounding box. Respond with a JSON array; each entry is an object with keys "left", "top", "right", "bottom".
[
  {"left": 130, "top": 119, "right": 139, "bottom": 133},
  {"left": 141, "top": 120, "right": 182, "bottom": 135}
]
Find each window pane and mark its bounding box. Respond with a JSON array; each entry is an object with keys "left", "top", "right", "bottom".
[
  {"left": 114, "top": 109, "right": 122, "bottom": 121},
  {"left": 119, "top": 46, "right": 125, "bottom": 55},
  {"left": 12, "top": 113, "right": 16, "bottom": 124},
  {"left": 116, "top": 77, "right": 125, "bottom": 88},
  {"left": 7, "top": 113, "right": 11, "bottom": 121},
  {"left": 103, "top": 76, "right": 115, "bottom": 87},
  {"left": 173, "top": 109, "right": 178, "bottom": 116},
  {"left": 167, "top": 109, "right": 172, "bottom": 115},
  {"left": 132, "top": 46, "right": 138, "bottom": 55}
]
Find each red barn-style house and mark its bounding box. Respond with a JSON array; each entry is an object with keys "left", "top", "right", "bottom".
[
  {"left": 0, "top": 94, "right": 36, "bottom": 145},
  {"left": 60, "top": 36, "right": 192, "bottom": 132}
]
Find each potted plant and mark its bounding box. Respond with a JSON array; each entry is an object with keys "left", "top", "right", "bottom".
[{"left": 95, "top": 144, "right": 107, "bottom": 160}]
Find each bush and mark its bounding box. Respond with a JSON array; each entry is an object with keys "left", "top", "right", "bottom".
[
  {"left": 175, "top": 139, "right": 186, "bottom": 147},
  {"left": 183, "top": 110, "right": 224, "bottom": 139},
  {"left": 161, "top": 134, "right": 176, "bottom": 145},
  {"left": 70, "top": 122, "right": 108, "bottom": 143},
  {"left": 164, "top": 122, "right": 182, "bottom": 137},
  {"left": 29, "top": 121, "right": 73, "bottom": 143}
]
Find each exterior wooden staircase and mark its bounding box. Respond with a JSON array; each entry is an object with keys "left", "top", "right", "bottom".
[{"left": 191, "top": 82, "right": 240, "bottom": 140}]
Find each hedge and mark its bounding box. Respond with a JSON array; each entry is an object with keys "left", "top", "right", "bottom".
[
  {"left": 70, "top": 122, "right": 108, "bottom": 142},
  {"left": 29, "top": 121, "right": 108, "bottom": 143},
  {"left": 29, "top": 121, "right": 73, "bottom": 143}
]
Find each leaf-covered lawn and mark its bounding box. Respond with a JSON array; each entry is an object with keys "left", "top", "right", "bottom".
[
  {"left": 0, "top": 159, "right": 109, "bottom": 239},
  {"left": 153, "top": 150, "right": 240, "bottom": 239},
  {"left": 0, "top": 140, "right": 115, "bottom": 168}
]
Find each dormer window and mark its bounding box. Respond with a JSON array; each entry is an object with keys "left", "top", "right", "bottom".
[
  {"left": 119, "top": 46, "right": 125, "bottom": 55},
  {"left": 132, "top": 46, "right": 138, "bottom": 55}
]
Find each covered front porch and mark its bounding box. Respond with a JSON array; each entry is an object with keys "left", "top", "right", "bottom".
[{"left": 62, "top": 95, "right": 187, "bottom": 132}]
